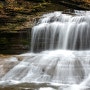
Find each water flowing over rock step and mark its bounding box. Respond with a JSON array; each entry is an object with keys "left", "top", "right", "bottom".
[
  {"left": 31, "top": 11, "right": 90, "bottom": 52},
  {"left": 1, "top": 11, "right": 90, "bottom": 90},
  {"left": 1, "top": 50, "right": 90, "bottom": 90}
]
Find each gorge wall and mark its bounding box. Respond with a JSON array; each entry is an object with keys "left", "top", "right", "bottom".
[{"left": 0, "top": 0, "right": 90, "bottom": 54}]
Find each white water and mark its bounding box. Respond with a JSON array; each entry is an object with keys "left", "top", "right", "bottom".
[
  {"left": 0, "top": 11, "right": 90, "bottom": 90},
  {"left": 31, "top": 11, "right": 90, "bottom": 52},
  {"left": 1, "top": 50, "right": 90, "bottom": 90}
]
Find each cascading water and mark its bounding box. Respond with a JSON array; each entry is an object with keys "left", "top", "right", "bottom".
[
  {"left": 0, "top": 11, "right": 90, "bottom": 90},
  {"left": 31, "top": 11, "right": 90, "bottom": 52}
]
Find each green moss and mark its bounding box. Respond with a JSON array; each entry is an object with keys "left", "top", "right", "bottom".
[
  {"left": 20, "top": 39, "right": 30, "bottom": 45},
  {"left": 0, "top": 38, "right": 8, "bottom": 44},
  {"left": 0, "top": 2, "right": 3, "bottom": 9}
]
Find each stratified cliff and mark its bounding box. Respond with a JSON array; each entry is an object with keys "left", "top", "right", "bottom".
[
  {"left": 0, "top": 0, "right": 89, "bottom": 54},
  {"left": 0, "top": 0, "right": 89, "bottom": 32}
]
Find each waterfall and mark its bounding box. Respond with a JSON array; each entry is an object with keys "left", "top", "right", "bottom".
[
  {"left": 31, "top": 11, "right": 90, "bottom": 52},
  {"left": 0, "top": 11, "right": 90, "bottom": 90}
]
